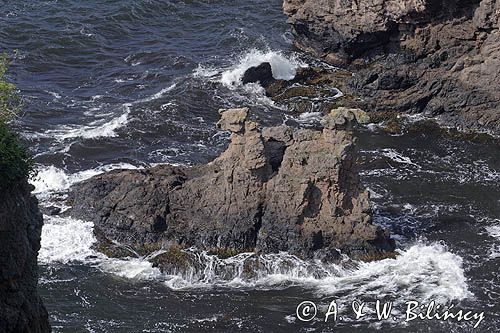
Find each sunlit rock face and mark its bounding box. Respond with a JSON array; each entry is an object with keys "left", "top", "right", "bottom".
[{"left": 283, "top": 0, "right": 500, "bottom": 134}]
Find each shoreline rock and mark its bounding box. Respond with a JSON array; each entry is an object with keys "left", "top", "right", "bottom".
[
  {"left": 67, "top": 108, "right": 395, "bottom": 265},
  {"left": 283, "top": 0, "right": 500, "bottom": 135},
  {"left": 0, "top": 182, "right": 50, "bottom": 333}
]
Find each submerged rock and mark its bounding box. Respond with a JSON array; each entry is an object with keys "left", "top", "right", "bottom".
[
  {"left": 0, "top": 182, "right": 50, "bottom": 333},
  {"left": 68, "top": 108, "right": 395, "bottom": 263},
  {"left": 283, "top": 0, "right": 500, "bottom": 134}
]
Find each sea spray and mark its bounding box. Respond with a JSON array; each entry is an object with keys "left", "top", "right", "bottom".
[
  {"left": 39, "top": 211, "right": 471, "bottom": 305},
  {"left": 220, "top": 49, "right": 305, "bottom": 87},
  {"left": 31, "top": 163, "right": 141, "bottom": 194}
]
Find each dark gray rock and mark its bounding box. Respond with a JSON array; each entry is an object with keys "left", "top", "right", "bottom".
[
  {"left": 0, "top": 182, "right": 50, "bottom": 333},
  {"left": 241, "top": 62, "right": 275, "bottom": 87}
]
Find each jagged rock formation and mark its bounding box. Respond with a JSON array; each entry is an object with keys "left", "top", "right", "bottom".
[
  {"left": 0, "top": 182, "right": 50, "bottom": 333},
  {"left": 283, "top": 0, "right": 500, "bottom": 134},
  {"left": 68, "top": 108, "right": 394, "bottom": 261}
]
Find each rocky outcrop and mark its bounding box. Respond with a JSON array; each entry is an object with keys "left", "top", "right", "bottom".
[
  {"left": 68, "top": 108, "right": 395, "bottom": 262},
  {"left": 283, "top": 0, "right": 500, "bottom": 134},
  {"left": 242, "top": 62, "right": 275, "bottom": 87},
  {"left": 0, "top": 182, "right": 50, "bottom": 333},
  {"left": 242, "top": 64, "right": 354, "bottom": 114}
]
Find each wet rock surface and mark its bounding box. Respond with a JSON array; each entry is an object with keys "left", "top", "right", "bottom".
[
  {"left": 243, "top": 64, "right": 354, "bottom": 114},
  {"left": 283, "top": 0, "right": 500, "bottom": 134},
  {"left": 68, "top": 108, "right": 395, "bottom": 263},
  {"left": 241, "top": 62, "right": 275, "bottom": 87},
  {"left": 0, "top": 182, "right": 50, "bottom": 333}
]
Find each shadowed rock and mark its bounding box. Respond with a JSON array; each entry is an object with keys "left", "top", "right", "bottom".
[
  {"left": 0, "top": 182, "right": 50, "bottom": 333},
  {"left": 68, "top": 107, "right": 395, "bottom": 262},
  {"left": 241, "top": 62, "right": 275, "bottom": 87}
]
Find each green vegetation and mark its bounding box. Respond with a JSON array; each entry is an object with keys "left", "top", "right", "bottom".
[{"left": 0, "top": 53, "right": 34, "bottom": 188}]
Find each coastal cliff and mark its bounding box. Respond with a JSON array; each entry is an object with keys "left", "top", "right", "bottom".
[
  {"left": 283, "top": 0, "right": 500, "bottom": 134},
  {"left": 0, "top": 55, "right": 50, "bottom": 333},
  {"left": 68, "top": 108, "right": 394, "bottom": 264},
  {"left": 0, "top": 181, "right": 50, "bottom": 333}
]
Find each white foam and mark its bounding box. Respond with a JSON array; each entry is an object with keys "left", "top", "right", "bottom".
[
  {"left": 31, "top": 163, "right": 140, "bottom": 194},
  {"left": 39, "top": 216, "right": 100, "bottom": 264},
  {"left": 486, "top": 224, "right": 500, "bottom": 239},
  {"left": 45, "top": 103, "right": 131, "bottom": 140},
  {"left": 220, "top": 49, "right": 304, "bottom": 88},
  {"left": 313, "top": 243, "right": 470, "bottom": 304},
  {"left": 486, "top": 223, "right": 500, "bottom": 258},
  {"left": 295, "top": 112, "right": 322, "bottom": 124},
  {"left": 192, "top": 64, "right": 219, "bottom": 78},
  {"left": 38, "top": 210, "right": 470, "bottom": 306},
  {"left": 46, "top": 91, "right": 62, "bottom": 99},
  {"left": 99, "top": 258, "right": 163, "bottom": 280},
  {"left": 137, "top": 83, "right": 177, "bottom": 103},
  {"left": 380, "top": 148, "right": 421, "bottom": 168},
  {"left": 101, "top": 243, "right": 469, "bottom": 308}
]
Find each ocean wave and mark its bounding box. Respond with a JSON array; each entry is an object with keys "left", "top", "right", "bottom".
[
  {"left": 136, "top": 83, "right": 177, "bottom": 103},
  {"left": 30, "top": 82, "right": 177, "bottom": 142},
  {"left": 219, "top": 49, "right": 305, "bottom": 88},
  {"left": 38, "top": 215, "right": 471, "bottom": 307},
  {"left": 31, "top": 163, "right": 140, "bottom": 195},
  {"left": 41, "top": 103, "right": 131, "bottom": 141}
]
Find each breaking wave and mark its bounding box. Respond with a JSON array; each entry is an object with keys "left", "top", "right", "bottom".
[
  {"left": 32, "top": 163, "right": 140, "bottom": 194},
  {"left": 43, "top": 103, "right": 131, "bottom": 141},
  {"left": 219, "top": 49, "right": 304, "bottom": 87},
  {"left": 39, "top": 213, "right": 471, "bottom": 306}
]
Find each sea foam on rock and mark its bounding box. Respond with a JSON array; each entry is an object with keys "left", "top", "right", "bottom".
[{"left": 67, "top": 107, "right": 395, "bottom": 269}]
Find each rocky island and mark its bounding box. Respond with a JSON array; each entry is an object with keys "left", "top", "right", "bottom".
[{"left": 67, "top": 108, "right": 395, "bottom": 266}]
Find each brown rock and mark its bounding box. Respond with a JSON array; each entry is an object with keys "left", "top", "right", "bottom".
[
  {"left": 283, "top": 0, "right": 500, "bottom": 134},
  {"left": 68, "top": 108, "right": 395, "bottom": 261},
  {"left": 216, "top": 107, "right": 249, "bottom": 133}
]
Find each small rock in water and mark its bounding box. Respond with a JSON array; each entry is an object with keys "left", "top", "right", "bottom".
[
  {"left": 241, "top": 62, "right": 275, "bottom": 87},
  {"left": 46, "top": 206, "right": 62, "bottom": 216}
]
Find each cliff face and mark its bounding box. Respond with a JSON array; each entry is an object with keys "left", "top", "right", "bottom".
[
  {"left": 283, "top": 0, "right": 500, "bottom": 134},
  {"left": 0, "top": 181, "right": 50, "bottom": 333},
  {"left": 68, "top": 108, "right": 394, "bottom": 261}
]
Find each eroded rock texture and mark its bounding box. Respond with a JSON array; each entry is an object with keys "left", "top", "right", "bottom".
[
  {"left": 68, "top": 108, "right": 394, "bottom": 260},
  {"left": 0, "top": 182, "right": 50, "bottom": 333},
  {"left": 283, "top": 0, "right": 500, "bottom": 134}
]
